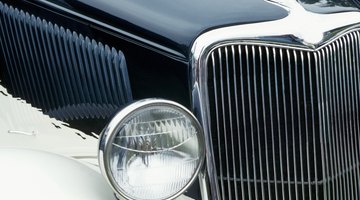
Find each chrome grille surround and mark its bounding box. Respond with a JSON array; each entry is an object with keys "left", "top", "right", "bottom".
[{"left": 190, "top": 4, "right": 360, "bottom": 200}]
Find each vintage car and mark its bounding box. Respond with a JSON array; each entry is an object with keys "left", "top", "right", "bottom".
[{"left": 0, "top": 0, "right": 360, "bottom": 199}]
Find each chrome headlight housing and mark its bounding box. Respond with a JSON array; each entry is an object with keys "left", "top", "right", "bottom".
[{"left": 99, "top": 99, "right": 205, "bottom": 200}]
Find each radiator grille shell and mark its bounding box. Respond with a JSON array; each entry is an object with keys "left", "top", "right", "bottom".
[{"left": 203, "top": 29, "right": 360, "bottom": 199}]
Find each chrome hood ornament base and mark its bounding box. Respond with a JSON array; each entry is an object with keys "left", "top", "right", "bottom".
[{"left": 266, "top": 0, "right": 360, "bottom": 46}]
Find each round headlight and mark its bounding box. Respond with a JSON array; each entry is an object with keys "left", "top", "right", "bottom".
[{"left": 99, "top": 99, "right": 205, "bottom": 200}]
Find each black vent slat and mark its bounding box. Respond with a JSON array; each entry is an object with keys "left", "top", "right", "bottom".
[
  {"left": 206, "top": 29, "right": 360, "bottom": 199},
  {"left": 0, "top": 2, "right": 132, "bottom": 120}
]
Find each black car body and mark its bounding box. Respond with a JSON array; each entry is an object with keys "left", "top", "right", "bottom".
[{"left": 1, "top": 0, "right": 360, "bottom": 199}]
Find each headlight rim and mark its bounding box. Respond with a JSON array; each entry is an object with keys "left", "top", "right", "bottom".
[{"left": 99, "top": 98, "right": 205, "bottom": 200}]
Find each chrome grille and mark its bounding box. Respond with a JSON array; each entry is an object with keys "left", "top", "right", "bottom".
[
  {"left": 206, "top": 30, "right": 360, "bottom": 199},
  {"left": 0, "top": 2, "right": 132, "bottom": 120}
]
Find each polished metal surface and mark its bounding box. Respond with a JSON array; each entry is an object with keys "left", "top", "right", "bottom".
[
  {"left": 98, "top": 99, "right": 206, "bottom": 200},
  {"left": 199, "top": 30, "right": 360, "bottom": 200},
  {"left": 191, "top": 3, "right": 360, "bottom": 199}
]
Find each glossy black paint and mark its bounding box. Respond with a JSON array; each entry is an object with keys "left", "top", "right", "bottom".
[
  {"left": 61, "top": 0, "right": 290, "bottom": 60},
  {"left": 9, "top": 0, "right": 357, "bottom": 120},
  {"left": 5, "top": 0, "right": 359, "bottom": 113},
  {"left": 45, "top": 0, "right": 360, "bottom": 60},
  {"left": 1, "top": 0, "right": 360, "bottom": 199},
  {"left": 1, "top": 0, "right": 191, "bottom": 109}
]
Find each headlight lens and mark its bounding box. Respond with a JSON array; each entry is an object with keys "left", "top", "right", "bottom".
[{"left": 99, "top": 99, "right": 205, "bottom": 200}]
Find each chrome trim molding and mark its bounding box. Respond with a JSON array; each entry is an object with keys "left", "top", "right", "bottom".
[
  {"left": 190, "top": 6, "right": 360, "bottom": 200},
  {"left": 191, "top": 3, "right": 360, "bottom": 54},
  {"left": 199, "top": 167, "right": 212, "bottom": 200}
]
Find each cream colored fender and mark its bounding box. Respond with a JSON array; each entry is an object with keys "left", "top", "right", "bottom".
[
  {"left": 0, "top": 148, "right": 115, "bottom": 200},
  {"left": 0, "top": 83, "right": 99, "bottom": 159}
]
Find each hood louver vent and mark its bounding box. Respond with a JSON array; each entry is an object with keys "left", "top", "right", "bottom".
[{"left": 0, "top": 2, "right": 132, "bottom": 120}]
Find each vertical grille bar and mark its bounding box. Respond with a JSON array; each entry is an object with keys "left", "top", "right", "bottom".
[
  {"left": 233, "top": 45, "right": 246, "bottom": 200},
  {"left": 210, "top": 51, "right": 225, "bottom": 200},
  {"left": 334, "top": 40, "right": 344, "bottom": 199},
  {"left": 245, "top": 45, "right": 257, "bottom": 200},
  {"left": 294, "top": 49, "right": 305, "bottom": 200},
  {"left": 349, "top": 33, "right": 358, "bottom": 200},
  {"left": 206, "top": 29, "right": 360, "bottom": 200},
  {"left": 347, "top": 33, "right": 356, "bottom": 200},
  {"left": 307, "top": 50, "right": 318, "bottom": 200},
  {"left": 266, "top": 46, "right": 278, "bottom": 200},
  {"left": 328, "top": 44, "right": 337, "bottom": 200},
  {"left": 352, "top": 31, "right": 360, "bottom": 200},
  {"left": 356, "top": 32, "right": 360, "bottom": 199},
  {"left": 325, "top": 46, "right": 334, "bottom": 200},
  {"left": 339, "top": 38, "right": 350, "bottom": 199},
  {"left": 300, "top": 51, "right": 312, "bottom": 200},
  {"left": 220, "top": 47, "right": 232, "bottom": 199},
  {"left": 227, "top": 46, "right": 239, "bottom": 200},
  {"left": 261, "top": 46, "right": 271, "bottom": 200},
  {"left": 253, "top": 46, "right": 265, "bottom": 200},
  {"left": 281, "top": 49, "right": 292, "bottom": 200},
  {"left": 345, "top": 34, "right": 355, "bottom": 200},
  {"left": 289, "top": 49, "right": 299, "bottom": 200},
  {"left": 273, "top": 48, "right": 286, "bottom": 200},
  {"left": 241, "top": 45, "right": 253, "bottom": 200}
]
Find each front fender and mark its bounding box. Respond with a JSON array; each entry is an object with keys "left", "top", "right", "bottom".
[{"left": 0, "top": 148, "right": 115, "bottom": 200}]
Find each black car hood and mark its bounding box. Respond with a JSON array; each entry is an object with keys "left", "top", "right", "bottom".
[
  {"left": 64, "top": 0, "right": 359, "bottom": 59},
  {"left": 65, "top": 0, "right": 288, "bottom": 59}
]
